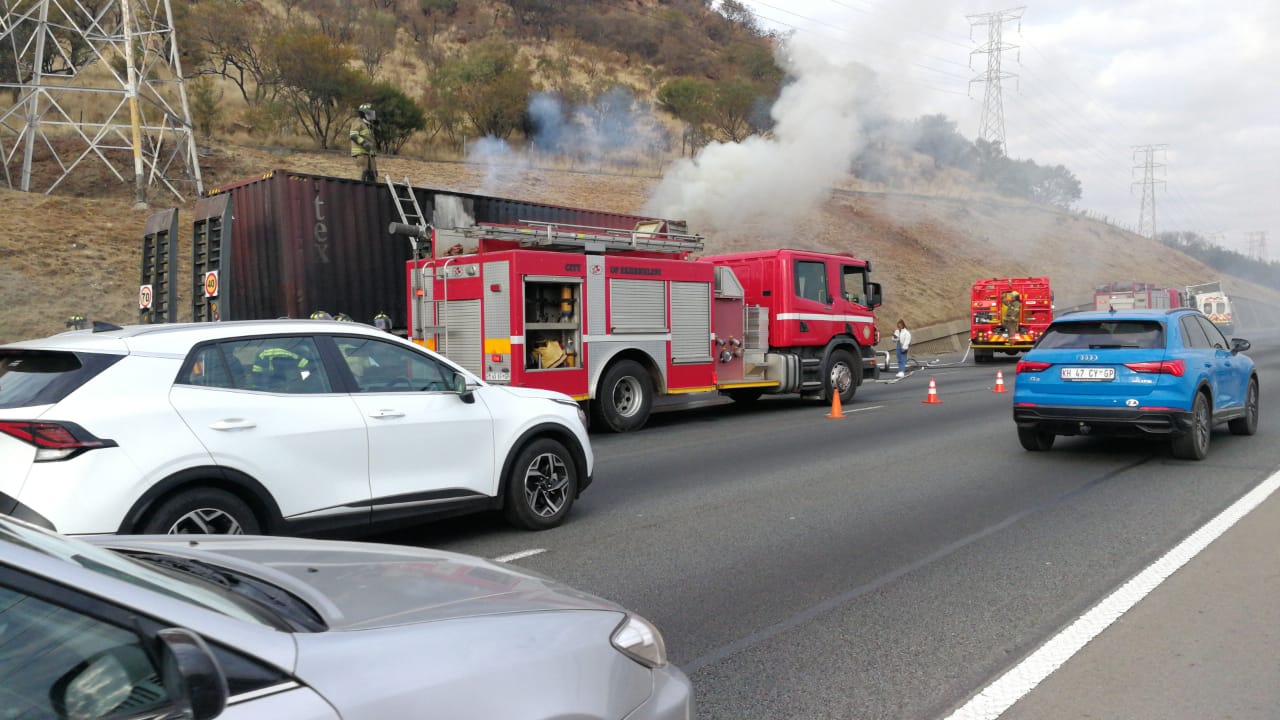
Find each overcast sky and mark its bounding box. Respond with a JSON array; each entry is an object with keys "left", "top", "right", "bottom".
[{"left": 738, "top": 0, "right": 1278, "bottom": 257}]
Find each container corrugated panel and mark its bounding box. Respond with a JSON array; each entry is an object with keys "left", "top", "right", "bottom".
[
  {"left": 203, "top": 171, "right": 412, "bottom": 326},
  {"left": 670, "top": 282, "right": 711, "bottom": 363},
  {"left": 469, "top": 196, "right": 657, "bottom": 231},
  {"left": 609, "top": 279, "right": 667, "bottom": 333}
]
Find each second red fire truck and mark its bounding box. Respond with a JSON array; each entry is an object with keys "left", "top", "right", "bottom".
[
  {"left": 969, "top": 277, "right": 1054, "bottom": 363},
  {"left": 404, "top": 220, "right": 883, "bottom": 431}
]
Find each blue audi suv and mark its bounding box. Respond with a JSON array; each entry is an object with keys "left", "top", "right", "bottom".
[{"left": 1012, "top": 308, "right": 1258, "bottom": 460}]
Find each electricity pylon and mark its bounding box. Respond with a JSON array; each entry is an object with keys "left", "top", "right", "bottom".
[
  {"left": 1245, "top": 231, "right": 1268, "bottom": 262},
  {"left": 967, "top": 6, "right": 1024, "bottom": 154},
  {"left": 0, "top": 0, "right": 203, "bottom": 203},
  {"left": 1131, "top": 144, "right": 1166, "bottom": 240}
]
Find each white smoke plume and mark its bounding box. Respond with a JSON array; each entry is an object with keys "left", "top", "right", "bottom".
[
  {"left": 464, "top": 87, "right": 667, "bottom": 196},
  {"left": 644, "top": 40, "right": 882, "bottom": 234}
]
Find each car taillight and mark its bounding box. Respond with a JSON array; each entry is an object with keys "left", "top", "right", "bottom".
[
  {"left": 1124, "top": 360, "right": 1185, "bottom": 377},
  {"left": 1016, "top": 360, "right": 1052, "bottom": 373},
  {"left": 0, "top": 420, "right": 117, "bottom": 462}
]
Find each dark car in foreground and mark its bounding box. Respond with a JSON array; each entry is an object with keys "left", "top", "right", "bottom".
[
  {"left": 0, "top": 515, "right": 691, "bottom": 719},
  {"left": 1012, "top": 308, "right": 1258, "bottom": 459}
]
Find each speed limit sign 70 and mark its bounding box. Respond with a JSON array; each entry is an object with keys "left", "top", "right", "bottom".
[{"left": 138, "top": 284, "right": 153, "bottom": 309}]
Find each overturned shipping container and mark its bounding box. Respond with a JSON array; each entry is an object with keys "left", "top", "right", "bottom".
[{"left": 180, "top": 170, "right": 663, "bottom": 330}]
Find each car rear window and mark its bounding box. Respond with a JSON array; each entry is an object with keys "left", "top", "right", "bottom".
[
  {"left": 0, "top": 350, "right": 123, "bottom": 409},
  {"left": 1036, "top": 320, "right": 1165, "bottom": 350}
]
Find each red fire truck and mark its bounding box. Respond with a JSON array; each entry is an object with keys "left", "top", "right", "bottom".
[
  {"left": 404, "top": 221, "right": 883, "bottom": 431},
  {"left": 969, "top": 277, "right": 1053, "bottom": 363},
  {"left": 1093, "top": 281, "right": 1181, "bottom": 311}
]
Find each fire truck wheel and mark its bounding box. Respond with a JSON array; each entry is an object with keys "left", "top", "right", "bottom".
[
  {"left": 823, "top": 349, "right": 857, "bottom": 404},
  {"left": 726, "top": 388, "right": 764, "bottom": 404},
  {"left": 503, "top": 438, "right": 577, "bottom": 530},
  {"left": 975, "top": 350, "right": 992, "bottom": 364},
  {"left": 594, "top": 360, "right": 653, "bottom": 432}
]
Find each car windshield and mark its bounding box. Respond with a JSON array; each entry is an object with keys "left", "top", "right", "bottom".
[
  {"left": 1037, "top": 320, "right": 1164, "bottom": 349},
  {"left": 0, "top": 518, "right": 280, "bottom": 629}
]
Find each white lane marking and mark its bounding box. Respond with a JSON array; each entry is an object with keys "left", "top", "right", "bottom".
[
  {"left": 850, "top": 405, "right": 884, "bottom": 412},
  {"left": 944, "top": 467, "right": 1280, "bottom": 720},
  {"left": 491, "top": 548, "right": 547, "bottom": 563}
]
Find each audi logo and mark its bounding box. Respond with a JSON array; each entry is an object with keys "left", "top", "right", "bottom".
[{"left": 1076, "top": 353, "right": 1099, "bottom": 361}]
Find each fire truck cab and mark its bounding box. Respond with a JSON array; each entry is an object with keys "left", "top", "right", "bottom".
[
  {"left": 970, "top": 277, "right": 1053, "bottom": 363},
  {"left": 406, "top": 222, "right": 882, "bottom": 432}
]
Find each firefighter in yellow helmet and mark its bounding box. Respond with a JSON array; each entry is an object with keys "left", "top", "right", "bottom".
[
  {"left": 350, "top": 102, "right": 377, "bottom": 183},
  {"left": 251, "top": 347, "right": 310, "bottom": 392},
  {"left": 373, "top": 312, "right": 393, "bottom": 332},
  {"left": 1002, "top": 290, "right": 1022, "bottom": 337}
]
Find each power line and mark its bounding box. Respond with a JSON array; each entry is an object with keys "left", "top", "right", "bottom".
[{"left": 735, "top": 0, "right": 968, "bottom": 95}]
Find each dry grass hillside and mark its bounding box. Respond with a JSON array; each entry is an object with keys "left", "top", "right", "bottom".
[{"left": 1, "top": 144, "right": 1275, "bottom": 346}]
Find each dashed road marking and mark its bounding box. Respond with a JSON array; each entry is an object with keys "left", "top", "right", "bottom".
[
  {"left": 944, "top": 466, "right": 1280, "bottom": 720},
  {"left": 491, "top": 548, "right": 547, "bottom": 563}
]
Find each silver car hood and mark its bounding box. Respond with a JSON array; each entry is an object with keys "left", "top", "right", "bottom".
[{"left": 98, "top": 536, "right": 620, "bottom": 631}]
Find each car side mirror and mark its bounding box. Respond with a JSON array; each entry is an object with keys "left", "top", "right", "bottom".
[
  {"left": 452, "top": 371, "right": 477, "bottom": 404},
  {"left": 867, "top": 282, "right": 883, "bottom": 309},
  {"left": 1230, "top": 338, "right": 1251, "bottom": 355},
  {"left": 157, "top": 628, "right": 228, "bottom": 720}
]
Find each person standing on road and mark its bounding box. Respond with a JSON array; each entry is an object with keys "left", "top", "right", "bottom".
[
  {"left": 349, "top": 102, "right": 378, "bottom": 183},
  {"left": 893, "top": 319, "right": 911, "bottom": 378}
]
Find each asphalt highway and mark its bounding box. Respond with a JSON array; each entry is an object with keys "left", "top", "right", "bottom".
[{"left": 384, "top": 325, "right": 1280, "bottom": 720}]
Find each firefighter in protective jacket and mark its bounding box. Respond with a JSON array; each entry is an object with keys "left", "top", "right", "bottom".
[
  {"left": 1002, "top": 291, "right": 1022, "bottom": 336},
  {"left": 350, "top": 103, "right": 377, "bottom": 183}
]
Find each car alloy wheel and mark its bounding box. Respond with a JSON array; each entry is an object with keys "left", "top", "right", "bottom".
[
  {"left": 1172, "top": 392, "right": 1211, "bottom": 460},
  {"left": 523, "top": 452, "right": 570, "bottom": 518},
  {"left": 1229, "top": 378, "right": 1259, "bottom": 436},
  {"left": 141, "top": 488, "right": 261, "bottom": 535},
  {"left": 169, "top": 508, "right": 245, "bottom": 535}
]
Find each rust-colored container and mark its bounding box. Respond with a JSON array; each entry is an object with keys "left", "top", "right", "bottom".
[{"left": 191, "top": 170, "right": 662, "bottom": 329}]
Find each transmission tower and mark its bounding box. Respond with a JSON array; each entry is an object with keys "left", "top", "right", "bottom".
[
  {"left": 1245, "top": 231, "right": 1268, "bottom": 262},
  {"left": 967, "top": 6, "right": 1024, "bottom": 154},
  {"left": 1131, "top": 144, "right": 1166, "bottom": 240},
  {"left": 0, "top": 0, "right": 203, "bottom": 203}
]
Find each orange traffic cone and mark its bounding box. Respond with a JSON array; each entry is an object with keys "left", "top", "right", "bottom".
[
  {"left": 826, "top": 390, "right": 846, "bottom": 419},
  {"left": 992, "top": 370, "right": 1007, "bottom": 393},
  {"left": 922, "top": 377, "right": 943, "bottom": 404}
]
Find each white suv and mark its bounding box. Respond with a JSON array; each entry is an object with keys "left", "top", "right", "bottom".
[{"left": 0, "top": 320, "right": 593, "bottom": 536}]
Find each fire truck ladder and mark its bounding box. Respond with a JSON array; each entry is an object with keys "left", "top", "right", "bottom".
[
  {"left": 464, "top": 220, "right": 704, "bottom": 254},
  {"left": 385, "top": 176, "right": 427, "bottom": 232}
]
